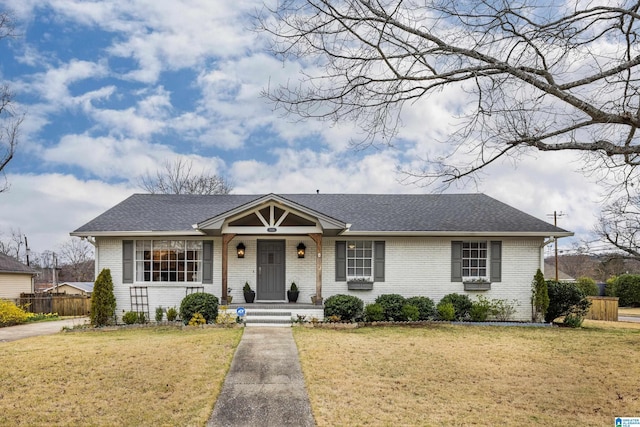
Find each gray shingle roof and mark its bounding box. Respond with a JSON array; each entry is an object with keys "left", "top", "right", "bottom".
[
  {"left": 73, "top": 193, "right": 570, "bottom": 235},
  {"left": 0, "top": 253, "right": 37, "bottom": 274}
]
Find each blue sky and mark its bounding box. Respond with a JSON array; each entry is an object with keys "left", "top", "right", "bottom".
[{"left": 0, "top": 0, "right": 601, "bottom": 255}]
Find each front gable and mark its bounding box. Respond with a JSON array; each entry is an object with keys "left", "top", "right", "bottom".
[{"left": 195, "top": 194, "right": 347, "bottom": 236}]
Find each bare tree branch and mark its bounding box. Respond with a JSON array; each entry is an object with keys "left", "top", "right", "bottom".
[
  {"left": 0, "top": 11, "right": 22, "bottom": 193},
  {"left": 260, "top": 0, "right": 640, "bottom": 192},
  {"left": 139, "top": 158, "right": 233, "bottom": 195}
]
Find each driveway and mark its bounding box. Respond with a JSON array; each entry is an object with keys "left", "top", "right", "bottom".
[{"left": 0, "top": 317, "right": 89, "bottom": 343}]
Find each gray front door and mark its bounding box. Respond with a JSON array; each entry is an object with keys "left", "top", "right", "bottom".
[{"left": 257, "top": 240, "right": 286, "bottom": 300}]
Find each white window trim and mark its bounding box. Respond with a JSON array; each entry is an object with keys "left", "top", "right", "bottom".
[
  {"left": 134, "top": 239, "right": 204, "bottom": 284},
  {"left": 346, "top": 240, "right": 374, "bottom": 281}
]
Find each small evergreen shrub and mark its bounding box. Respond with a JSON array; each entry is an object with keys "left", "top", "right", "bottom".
[
  {"left": 576, "top": 276, "right": 599, "bottom": 296},
  {"left": 375, "top": 294, "right": 407, "bottom": 321},
  {"left": 401, "top": 304, "right": 420, "bottom": 321},
  {"left": 531, "top": 268, "right": 549, "bottom": 321},
  {"left": 0, "top": 299, "right": 32, "bottom": 326},
  {"left": 166, "top": 306, "right": 178, "bottom": 322},
  {"left": 437, "top": 301, "right": 455, "bottom": 321},
  {"left": 155, "top": 306, "right": 164, "bottom": 322},
  {"left": 90, "top": 268, "right": 116, "bottom": 327},
  {"left": 122, "top": 311, "right": 138, "bottom": 325},
  {"left": 180, "top": 293, "right": 219, "bottom": 325},
  {"left": 615, "top": 274, "right": 640, "bottom": 307},
  {"left": 138, "top": 312, "right": 147, "bottom": 324},
  {"left": 470, "top": 296, "right": 492, "bottom": 322},
  {"left": 439, "top": 293, "right": 472, "bottom": 321},
  {"left": 545, "top": 281, "right": 591, "bottom": 323},
  {"left": 405, "top": 296, "right": 436, "bottom": 320},
  {"left": 364, "top": 303, "right": 385, "bottom": 322},
  {"left": 563, "top": 313, "right": 585, "bottom": 328},
  {"left": 324, "top": 294, "right": 364, "bottom": 322}
]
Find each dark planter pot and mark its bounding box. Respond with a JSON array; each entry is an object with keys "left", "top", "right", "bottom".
[
  {"left": 244, "top": 291, "right": 256, "bottom": 303},
  {"left": 287, "top": 290, "right": 299, "bottom": 303}
]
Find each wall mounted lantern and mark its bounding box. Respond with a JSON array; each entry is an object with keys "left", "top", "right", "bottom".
[
  {"left": 236, "top": 243, "right": 245, "bottom": 258},
  {"left": 297, "top": 242, "right": 306, "bottom": 258}
]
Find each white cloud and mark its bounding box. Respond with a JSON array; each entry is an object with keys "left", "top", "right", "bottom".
[{"left": 0, "top": 173, "right": 135, "bottom": 253}]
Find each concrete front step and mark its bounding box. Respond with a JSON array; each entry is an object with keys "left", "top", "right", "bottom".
[{"left": 222, "top": 303, "right": 324, "bottom": 326}]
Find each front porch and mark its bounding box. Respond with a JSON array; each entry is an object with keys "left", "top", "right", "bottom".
[{"left": 223, "top": 303, "right": 324, "bottom": 327}]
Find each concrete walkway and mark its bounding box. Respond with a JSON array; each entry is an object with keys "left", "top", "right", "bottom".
[
  {"left": 0, "top": 317, "right": 89, "bottom": 342},
  {"left": 208, "top": 327, "right": 315, "bottom": 427}
]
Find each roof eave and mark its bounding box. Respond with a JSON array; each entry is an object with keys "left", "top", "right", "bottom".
[
  {"left": 70, "top": 230, "right": 207, "bottom": 237},
  {"left": 342, "top": 230, "right": 575, "bottom": 237}
]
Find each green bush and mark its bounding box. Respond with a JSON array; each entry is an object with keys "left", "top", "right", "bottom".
[
  {"left": 605, "top": 276, "right": 618, "bottom": 297},
  {"left": 576, "top": 276, "right": 599, "bottom": 296},
  {"left": 155, "top": 306, "right": 164, "bottom": 322},
  {"left": 166, "top": 306, "right": 178, "bottom": 322},
  {"left": 364, "top": 303, "right": 385, "bottom": 322},
  {"left": 615, "top": 274, "right": 640, "bottom": 307},
  {"left": 90, "top": 268, "right": 116, "bottom": 327},
  {"left": 122, "top": 311, "right": 139, "bottom": 325},
  {"left": 401, "top": 304, "right": 420, "bottom": 321},
  {"left": 436, "top": 301, "right": 455, "bottom": 321},
  {"left": 0, "top": 299, "right": 32, "bottom": 326},
  {"left": 469, "top": 296, "right": 492, "bottom": 322},
  {"left": 563, "top": 313, "right": 585, "bottom": 328},
  {"left": 180, "top": 293, "right": 219, "bottom": 325},
  {"left": 375, "top": 294, "right": 407, "bottom": 321},
  {"left": 405, "top": 296, "right": 436, "bottom": 320},
  {"left": 532, "top": 268, "right": 549, "bottom": 321},
  {"left": 439, "top": 293, "right": 472, "bottom": 321},
  {"left": 545, "top": 281, "right": 591, "bottom": 323},
  {"left": 324, "top": 294, "right": 364, "bottom": 322}
]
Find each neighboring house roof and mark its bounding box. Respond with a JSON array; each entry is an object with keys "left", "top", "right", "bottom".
[
  {"left": 544, "top": 262, "right": 576, "bottom": 282},
  {"left": 43, "top": 282, "right": 94, "bottom": 293},
  {"left": 72, "top": 193, "right": 572, "bottom": 237},
  {"left": 0, "top": 253, "right": 37, "bottom": 275}
]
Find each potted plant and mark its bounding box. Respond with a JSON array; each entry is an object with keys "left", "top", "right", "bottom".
[
  {"left": 243, "top": 282, "right": 255, "bottom": 303},
  {"left": 287, "top": 282, "right": 299, "bottom": 303}
]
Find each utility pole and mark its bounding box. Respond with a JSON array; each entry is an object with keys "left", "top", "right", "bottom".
[
  {"left": 547, "top": 211, "right": 566, "bottom": 281},
  {"left": 24, "top": 235, "right": 30, "bottom": 267}
]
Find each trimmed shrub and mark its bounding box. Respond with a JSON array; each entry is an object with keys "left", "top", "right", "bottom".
[
  {"left": 122, "top": 311, "right": 138, "bottom": 325},
  {"left": 401, "top": 304, "right": 420, "bottom": 321},
  {"left": 166, "top": 306, "right": 178, "bottom": 322},
  {"left": 575, "top": 276, "right": 599, "bottom": 296},
  {"left": 439, "top": 293, "right": 472, "bottom": 321},
  {"left": 180, "top": 293, "right": 219, "bottom": 325},
  {"left": 405, "top": 296, "right": 436, "bottom": 320},
  {"left": 545, "top": 281, "right": 591, "bottom": 323},
  {"left": 90, "top": 268, "right": 116, "bottom": 327},
  {"left": 605, "top": 276, "right": 618, "bottom": 297},
  {"left": 324, "top": 294, "right": 364, "bottom": 322},
  {"left": 375, "top": 294, "right": 407, "bottom": 321},
  {"left": 615, "top": 274, "right": 640, "bottom": 307},
  {"left": 531, "top": 268, "right": 549, "bottom": 321},
  {"left": 0, "top": 299, "right": 32, "bottom": 326},
  {"left": 155, "top": 306, "right": 164, "bottom": 322},
  {"left": 436, "top": 301, "right": 455, "bottom": 321},
  {"left": 364, "top": 303, "right": 385, "bottom": 322}
]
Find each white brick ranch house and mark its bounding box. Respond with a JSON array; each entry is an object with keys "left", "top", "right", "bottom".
[{"left": 71, "top": 193, "right": 572, "bottom": 321}]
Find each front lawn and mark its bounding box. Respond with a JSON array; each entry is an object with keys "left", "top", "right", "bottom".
[
  {"left": 0, "top": 327, "right": 242, "bottom": 426},
  {"left": 294, "top": 323, "right": 640, "bottom": 426}
]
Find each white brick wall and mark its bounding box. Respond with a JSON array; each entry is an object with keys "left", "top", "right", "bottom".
[{"left": 97, "top": 235, "right": 544, "bottom": 322}]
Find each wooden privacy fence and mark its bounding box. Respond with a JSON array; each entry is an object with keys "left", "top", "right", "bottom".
[
  {"left": 585, "top": 296, "right": 618, "bottom": 322},
  {"left": 19, "top": 293, "right": 91, "bottom": 317}
]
